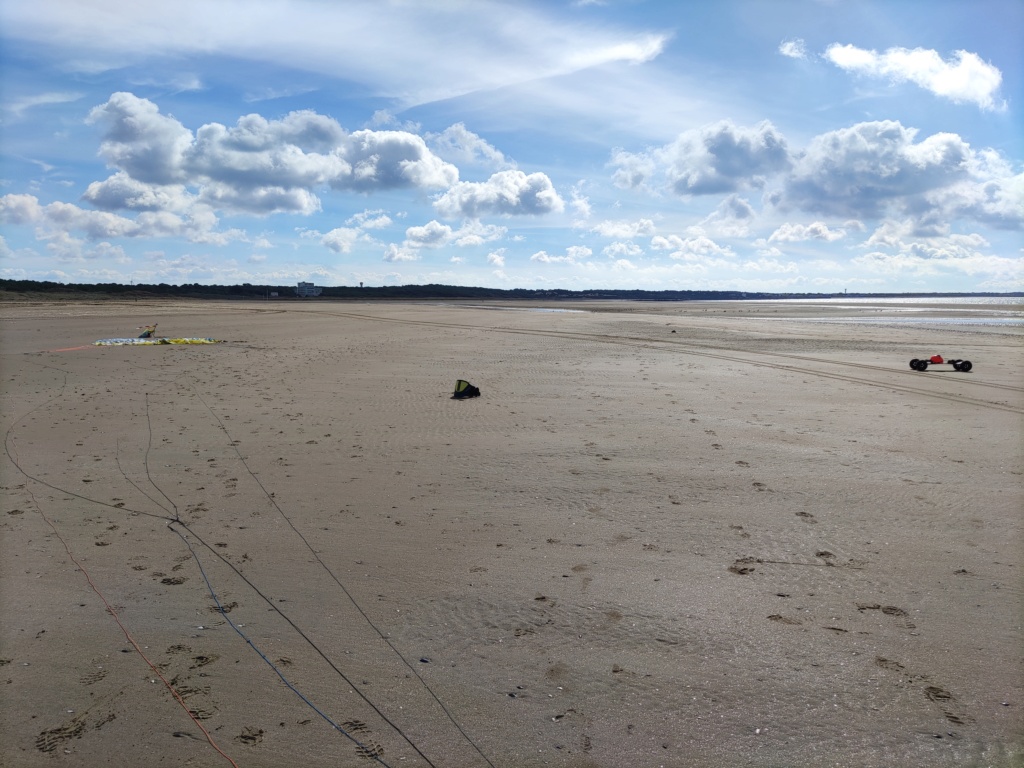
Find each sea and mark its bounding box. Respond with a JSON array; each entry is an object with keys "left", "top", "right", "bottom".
[{"left": 745, "top": 296, "right": 1024, "bottom": 329}]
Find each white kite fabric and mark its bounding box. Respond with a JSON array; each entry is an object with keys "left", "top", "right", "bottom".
[{"left": 93, "top": 338, "right": 222, "bottom": 346}]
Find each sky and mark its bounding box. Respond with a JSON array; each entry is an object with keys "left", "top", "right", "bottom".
[{"left": 1, "top": 0, "right": 1021, "bottom": 293}]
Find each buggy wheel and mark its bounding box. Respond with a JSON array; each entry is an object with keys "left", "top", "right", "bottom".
[
  {"left": 959, "top": 360, "right": 972, "bottom": 372},
  {"left": 909, "top": 358, "right": 920, "bottom": 369},
  {"left": 917, "top": 360, "right": 928, "bottom": 371}
]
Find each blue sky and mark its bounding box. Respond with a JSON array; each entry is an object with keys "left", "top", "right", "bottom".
[{"left": 1, "top": 0, "right": 1021, "bottom": 292}]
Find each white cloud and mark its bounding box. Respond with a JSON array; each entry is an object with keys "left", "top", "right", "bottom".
[
  {"left": 429, "top": 123, "right": 512, "bottom": 169},
  {"left": 530, "top": 245, "right": 591, "bottom": 264},
  {"left": 825, "top": 44, "right": 1005, "bottom": 111},
  {"left": 650, "top": 234, "right": 735, "bottom": 260},
  {"left": 85, "top": 93, "right": 458, "bottom": 216},
  {"left": 404, "top": 220, "right": 453, "bottom": 248},
  {"left": 87, "top": 93, "right": 195, "bottom": 184},
  {"left": 611, "top": 120, "right": 791, "bottom": 195},
  {"left": 346, "top": 210, "right": 392, "bottom": 229},
  {"left": 590, "top": 218, "right": 655, "bottom": 238},
  {"left": 699, "top": 194, "right": 757, "bottom": 237},
  {"left": 569, "top": 186, "right": 592, "bottom": 220},
  {"left": 0, "top": 193, "right": 45, "bottom": 224},
  {"left": 784, "top": 121, "right": 971, "bottom": 218},
  {"left": 0, "top": 192, "right": 241, "bottom": 243},
  {"left": 3, "top": 90, "right": 83, "bottom": 120},
  {"left": 487, "top": 249, "right": 505, "bottom": 267},
  {"left": 452, "top": 220, "right": 507, "bottom": 246},
  {"left": 199, "top": 182, "right": 322, "bottom": 216},
  {"left": 769, "top": 222, "right": 847, "bottom": 243},
  {"left": 322, "top": 227, "right": 361, "bottom": 254},
  {"left": 3, "top": 1, "right": 670, "bottom": 108},
  {"left": 853, "top": 223, "right": 1022, "bottom": 285},
  {"left": 382, "top": 243, "right": 419, "bottom": 262},
  {"left": 778, "top": 39, "right": 807, "bottom": 60},
  {"left": 740, "top": 257, "right": 799, "bottom": 274},
  {"left": 433, "top": 170, "right": 564, "bottom": 218},
  {"left": 602, "top": 241, "right": 643, "bottom": 259},
  {"left": 83, "top": 172, "right": 195, "bottom": 213}
]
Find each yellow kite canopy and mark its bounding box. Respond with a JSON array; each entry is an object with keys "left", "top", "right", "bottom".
[
  {"left": 452, "top": 379, "right": 481, "bottom": 398},
  {"left": 94, "top": 337, "right": 222, "bottom": 346}
]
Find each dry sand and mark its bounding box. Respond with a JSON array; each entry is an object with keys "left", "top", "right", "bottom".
[{"left": 1, "top": 298, "right": 1022, "bottom": 768}]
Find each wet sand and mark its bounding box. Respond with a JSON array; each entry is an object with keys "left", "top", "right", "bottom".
[{"left": 2, "top": 298, "right": 1022, "bottom": 767}]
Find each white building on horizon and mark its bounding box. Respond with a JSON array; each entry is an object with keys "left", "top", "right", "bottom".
[{"left": 296, "top": 281, "right": 322, "bottom": 297}]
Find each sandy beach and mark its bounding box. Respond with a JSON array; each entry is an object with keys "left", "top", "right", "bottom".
[{"left": 1, "top": 298, "right": 1022, "bottom": 768}]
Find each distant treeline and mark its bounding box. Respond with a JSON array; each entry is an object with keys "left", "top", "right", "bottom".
[{"left": 1, "top": 278, "right": 1020, "bottom": 302}]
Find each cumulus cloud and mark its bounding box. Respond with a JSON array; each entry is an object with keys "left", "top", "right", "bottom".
[
  {"left": 487, "top": 249, "right": 505, "bottom": 267},
  {"left": 0, "top": 193, "right": 45, "bottom": 224},
  {"left": 590, "top": 217, "right": 655, "bottom": 238},
  {"left": 611, "top": 120, "right": 791, "bottom": 195},
  {"left": 925, "top": 165, "right": 1024, "bottom": 231},
  {"left": 199, "top": 183, "right": 322, "bottom": 216},
  {"left": 383, "top": 243, "right": 419, "bottom": 262},
  {"left": 342, "top": 129, "right": 458, "bottom": 191},
  {"left": 85, "top": 92, "right": 459, "bottom": 217},
  {"left": 602, "top": 241, "right": 643, "bottom": 259},
  {"left": 740, "top": 257, "right": 799, "bottom": 274},
  {"left": 784, "top": 121, "right": 972, "bottom": 218},
  {"left": 0, "top": 192, "right": 240, "bottom": 244},
  {"left": 699, "top": 195, "right": 755, "bottom": 237},
  {"left": 650, "top": 234, "right": 735, "bottom": 260},
  {"left": 87, "top": 92, "right": 194, "bottom": 184},
  {"left": 83, "top": 172, "right": 195, "bottom": 213},
  {"left": 530, "top": 245, "right": 591, "bottom": 264},
  {"left": 404, "top": 220, "right": 453, "bottom": 248},
  {"left": 825, "top": 44, "right": 1005, "bottom": 110},
  {"left": 768, "top": 221, "right": 847, "bottom": 243},
  {"left": 429, "top": 123, "right": 512, "bottom": 169},
  {"left": 452, "top": 220, "right": 507, "bottom": 246},
  {"left": 433, "top": 169, "right": 564, "bottom": 218},
  {"left": 346, "top": 209, "right": 392, "bottom": 229},
  {"left": 373, "top": 218, "right": 506, "bottom": 263},
  {"left": 322, "top": 227, "right": 361, "bottom": 253},
  {"left": 779, "top": 39, "right": 807, "bottom": 60},
  {"left": 853, "top": 220, "right": 1021, "bottom": 284},
  {"left": 569, "top": 186, "right": 592, "bottom": 220}
]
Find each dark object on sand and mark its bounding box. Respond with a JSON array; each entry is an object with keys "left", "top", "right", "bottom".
[
  {"left": 452, "top": 380, "right": 481, "bottom": 399},
  {"left": 909, "top": 355, "right": 972, "bottom": 372}
]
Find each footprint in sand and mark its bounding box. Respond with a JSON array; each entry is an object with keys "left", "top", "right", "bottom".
[
  {"left": 730, "top": 525, "right": 751, "bottom": 539},
  {"left": 924, "top": 686, "right": 974, "bottom": 725},
  {"left": 728, "top": 558, "right": 757, "bottom": 575},
  {"left": 235, "top": 726, "right": 264, "bottom": 744},
  {"left": 873, "top": 658, "right": 974, "bottom": 726},
  {"left": 856, "top": 602, "right": 916, "bottom": 629},
  {"left": 36, "top": 718, "right": 86, "bottom": 753},
  {"left": 79, "top": 669, "right": 108, "bottom": 686}
]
